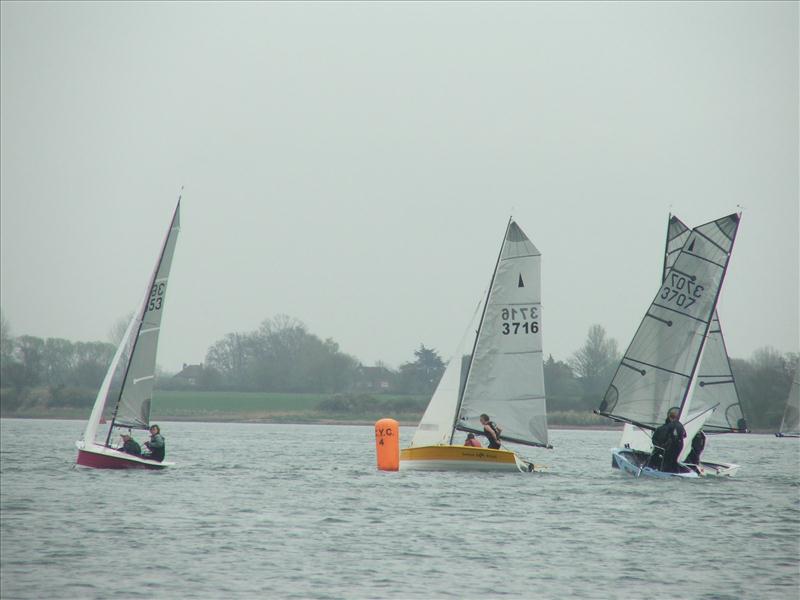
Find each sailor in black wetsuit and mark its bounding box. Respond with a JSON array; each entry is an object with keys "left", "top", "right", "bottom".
[
  {"left": 651, "top": 408, "right": 686, "bottom": 472},
  {"left": 685, "top": 431, "right": 706, "bottom": 466},
  {"left": 480, "top": 413, "right": 502, "bottom": 450}
]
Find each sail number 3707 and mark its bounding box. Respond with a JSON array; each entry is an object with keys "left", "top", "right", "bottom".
[
  {"left": 501, "top": 307, "right": 539, "bottom": 335},
  {"left": 660, "top": 273, "right": 703, "bottom": 309}
]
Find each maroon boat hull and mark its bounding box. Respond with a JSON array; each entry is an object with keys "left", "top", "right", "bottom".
[{"left": 76, "top": 448, "right": 167, "bottom": 470}]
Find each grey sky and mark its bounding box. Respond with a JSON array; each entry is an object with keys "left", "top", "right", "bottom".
[{"left": 1, "top": 1, "right": 798, "bottom": 373}]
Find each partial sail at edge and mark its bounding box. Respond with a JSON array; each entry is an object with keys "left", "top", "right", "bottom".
[{"left": 779, "top": 361, "right": 800, "bottom": 436}]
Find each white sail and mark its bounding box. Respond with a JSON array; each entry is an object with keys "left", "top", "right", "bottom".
[
  {"left": 411, "top": 298, "right": 483, "bottom": 447},
  {"left": 83, "top": 200, "right": 181, "bottom": 444},
  {"left": 665, "top": 215, "right": 747, "bottom": 433},
  {"left": 599, "top": 213, "right": 741, "bottom": 430},
  {"left": 82, "top": 313, "right": 137, "bottom": 444},
  {"left": 456, "top": 221, "right": 548, "bottom": 448},
  {"left": 678, "top": 405, "right": 716, "bottom": 461},
  {"left": 691, "top": 314, "right": 747, "bottom": 432},
  {"left": 618, "top": 216, "right": 693, "bottom": 450},
  {"left": 779, "top": 361, "right": 800, "bottom": 436}
]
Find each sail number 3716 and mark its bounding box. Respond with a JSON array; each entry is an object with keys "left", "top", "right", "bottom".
[
  {"left": 660, "top": 273, "right": 703, "bottom": 309},
  {"left": 501, "top": 307, "right": 539, "bottom": 335}
]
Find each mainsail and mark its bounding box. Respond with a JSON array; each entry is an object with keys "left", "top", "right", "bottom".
[
  {"left": 598, "top": 213, "right": 741, "bottom": 430},
  {"left": 779, "top": 360, "right": 800, "bottom": 436},
  {"left": 454, "top": 220, "right": 549, "bottom": 448},
  {"left": 83, "top": 200, "right": 181, "bottom": 446},
  {"left": 664, "top": 216, "right": 748, "bottom": 433}
]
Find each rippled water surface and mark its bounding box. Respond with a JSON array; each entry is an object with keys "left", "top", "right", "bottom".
[{"left": 1, "top": 419, "right": 798, "bottom": 599}]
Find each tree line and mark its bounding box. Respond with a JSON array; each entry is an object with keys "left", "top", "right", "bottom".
[{"left": 0, "top": 308, "right": 796, "bottom": 430}]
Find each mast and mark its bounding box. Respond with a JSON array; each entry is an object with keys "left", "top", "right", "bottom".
[
  {"left": 676, "top": 213, "right": 741, "bottom": 418},
  {"left": 104, "top": 196, "right": 181, "bottom": 446},
  {"left": 448, "top": 217, "right": 512, "bottom": 445}
]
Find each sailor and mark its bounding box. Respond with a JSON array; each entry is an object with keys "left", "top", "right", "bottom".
[
  {"left": 480, "top": 414, "right": 502, "bottom": 450},
  {"left": 651, "top": 408, "right": 686, "bottom": 472},
  {"left": 119, "top": 433, "right": 141, "bottom": 456},
  {"left": 685, "top": 430, "right": 706, "bottom": 466},
  {"left": 143, "top": 424, "right": 166, "bottom": 462},
  {"left": 464, "top": 433, "right": 482, "bottom": 448}
]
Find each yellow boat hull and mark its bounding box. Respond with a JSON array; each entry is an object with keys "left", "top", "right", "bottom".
[{"left": 399, "top": 445, "right": 533, "bottom": 472}]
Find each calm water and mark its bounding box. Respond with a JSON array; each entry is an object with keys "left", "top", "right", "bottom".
[{"left": 1, "top": 419, "right": 798, "bottom": 599}]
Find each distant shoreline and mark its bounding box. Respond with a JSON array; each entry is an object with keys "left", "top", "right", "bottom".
[
  {"left": 0, "top": 412, "right": 622, "bottom": 430},
  {"left": 2, "top": 414, "right": 782, "bottom": 434}
]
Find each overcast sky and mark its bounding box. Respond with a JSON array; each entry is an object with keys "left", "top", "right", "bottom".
[{"left": 1, "top": 1, "right": 798, "bottom": 373}]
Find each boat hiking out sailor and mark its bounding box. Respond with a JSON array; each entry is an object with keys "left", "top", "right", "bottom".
[
  {"left": 651, "top": 408, "right": 686, "bottom": 473},
  {"left": 143, "top": 425, "right": 165, "bottom": 462},
  {"left": 119, "top": 432, "right": 142, "bottom": 456},
  {"left": 479, "top": 414, "right": 502, "bottom": 449},
  {"left": 464, "top": 433, "right": 482, "bottom": 448}
]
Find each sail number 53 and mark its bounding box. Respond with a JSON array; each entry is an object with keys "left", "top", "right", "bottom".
[
  {"left": 147, "top": 283, "right": 166, "bottom": 312},
  {"left": 660, "top": 274, "right": 703, "bottom": 309},
  {"left": 501, "top": 307, "right": 539, "bottom": 335}
]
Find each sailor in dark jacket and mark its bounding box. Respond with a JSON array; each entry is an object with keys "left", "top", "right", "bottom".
[
  {"left": 143, "top": 424, "right": 166, "bottom": 462},
  {"left": 651, "top": 408, "right": 686, "bottom": 472},
  {"left": 119, "top": 433, "right": 141, "bottom": 456}
]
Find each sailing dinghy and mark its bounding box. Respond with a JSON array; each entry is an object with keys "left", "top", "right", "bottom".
[
  {"left": 775, "top": 360, "right": 800, "bottom": 438},
  {"left": 596, "top": 213, "right": 742, "bottom": 478},
  {"left": 400, "top": 220, "right": 551, "bottom": 472},
  {"left": 616, "top": 215, "right": 748, "bottom": 477},
  {"left": 76, "top": 198, "right": 180, "bottom": 469}
]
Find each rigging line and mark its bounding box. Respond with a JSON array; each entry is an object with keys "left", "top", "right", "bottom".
[
  {"left": 448, "top": 217, "right": 512, "bottom": 445},
  {"left": 594, "top": 411, "right": 656, "bottom": 432}
]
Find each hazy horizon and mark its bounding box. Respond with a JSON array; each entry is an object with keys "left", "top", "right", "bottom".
[{"left": 2, "top": 2, "right": 798, "bottom": 372}]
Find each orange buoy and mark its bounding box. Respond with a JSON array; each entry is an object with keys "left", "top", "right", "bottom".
[{"left": 375, "top": 418, "right": 400, "bottom": 471}]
